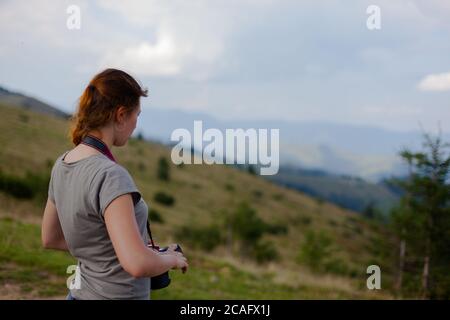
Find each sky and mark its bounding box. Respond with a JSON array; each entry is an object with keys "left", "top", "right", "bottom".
[{"left": 1, "top": 0, "right": 450, "bottom": 133}]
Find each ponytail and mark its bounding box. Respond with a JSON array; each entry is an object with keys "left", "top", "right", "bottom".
[{"left": 69, "top": 69, "right": 148, "bottom": 146}]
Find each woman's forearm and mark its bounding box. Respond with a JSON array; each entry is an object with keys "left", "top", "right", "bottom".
[
  {"left": 43, "top": 238, "right": 69, "bottom": 251},
  {"left": 133, "top": 248, "right": 176, "bottom": 278}
]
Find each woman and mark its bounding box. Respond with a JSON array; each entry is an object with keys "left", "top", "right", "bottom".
[{"left": 41, "top": 68, "right": 188, "bottom": 300}]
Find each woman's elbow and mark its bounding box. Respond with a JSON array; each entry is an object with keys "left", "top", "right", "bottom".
[
  {"left": 121, "top": 252, "right": 159, "bottom": 278},
  {"left": 41, "top": 231, "right": 50, "bottom": 248},
  {"left": 42, "top": 236, "right": 55, "bottom": 249},
  {"left": 123, "top": 262, "right": 147, "bottom": 278},
  {"left": 42, "top": 239, "right": 53, "bottom": 249},
  {"left": 41, "top": 232, "right": 58, "bottom": 249}
]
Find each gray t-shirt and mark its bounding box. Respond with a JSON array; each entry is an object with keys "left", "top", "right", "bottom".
[{"left": 48, "top": 150, "right": 151, "bottom": 300}]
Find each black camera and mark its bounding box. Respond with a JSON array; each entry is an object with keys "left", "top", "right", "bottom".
[{"left": 149, "top": 244, "right": 183, "bottom": 290}]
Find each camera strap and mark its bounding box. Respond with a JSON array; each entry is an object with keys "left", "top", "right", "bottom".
[
  {"left": 80, "top": 134, "right": 156, "bottom": 248},
  {"left": 80, "top": 134, "right": 116, "bottom": 162}
]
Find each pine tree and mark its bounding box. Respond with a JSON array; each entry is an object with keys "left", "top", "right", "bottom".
[{"left": 392, "top": 131, "right": 450, "bottom": 298}]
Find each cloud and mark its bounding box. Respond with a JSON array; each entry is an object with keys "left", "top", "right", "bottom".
[
  {"left": 418, "top": 72, "right": 450, "bottom": 91},
  {"left": 100, "top": 33, "right": 181, "bottom": 77},
  {"left": 95, "top": 0, "right": 239, "bottom": 80}
]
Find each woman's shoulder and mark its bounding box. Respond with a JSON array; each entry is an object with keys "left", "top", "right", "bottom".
[{"left": 89, "top": 157, "right": 134, "bottom": 183}]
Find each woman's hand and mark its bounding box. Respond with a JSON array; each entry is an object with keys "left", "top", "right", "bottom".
[
  {"left": 170, "top": 251, "right": 189, "bottom": 273},
  {"left": 159, "top": 244, "right": 188, "bottom": 273}
]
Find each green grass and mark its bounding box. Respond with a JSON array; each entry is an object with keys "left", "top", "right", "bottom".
[
  {"left": 0, "top": 217, "right": 365, "bottom": 299},
  {"left": 0, "top": 217, "right": 75, "bottom": 297}
]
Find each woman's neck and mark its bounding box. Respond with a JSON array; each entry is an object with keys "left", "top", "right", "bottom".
[{"left": 87, "top": 129, "right": 114, "bottom": 151}]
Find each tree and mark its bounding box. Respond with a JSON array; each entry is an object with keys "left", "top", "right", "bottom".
[
  {"left": 157, "top": 156, "right": 170, "bottom": 181},
  {"left": 392, "top": 131, "right": 450, "bottom": 298}
]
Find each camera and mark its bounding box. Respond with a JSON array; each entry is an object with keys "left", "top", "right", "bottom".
[{"left": 148, "top": 243, "right": 183, "bottom": 290}]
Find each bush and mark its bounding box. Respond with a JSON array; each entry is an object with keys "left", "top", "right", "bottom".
[
  {"left": 157, "top": 156, "right": 170, "bottom": 181},
  {"left": 272, "top": 193, "right": 284, "bottom": 201},
  {"left": 228, "top": 202, "right": 266, "bottom": 245},
  {"left": 175, "top": 224, "right": 222, "bottom": 251},
  {"left": 297, "top": 230, "right": 333, "bottom": 270},
  {"left": 224, "top": 183, "right": 235, "bottom": 192},
  {"left": 252, "top": 190, "right": 263, "bottom": 199},
  {"left": 0, "top": 170, "right": 50, "bottom": 200},
  {"left": 153, "top": 191, "right": 175, "bottom": 206},
  {"left": 300, "top": 217, "right": 312, "bottom": 225},
  {"left": 251, "top": 240, "right": 279, "bottom": 263},
  {"left": 137, "top": 161, "right": 146, "bottom": 172},
  {"left": 19, "top": 113, "right": 29, "bottom": 123},
  {"left": 23, "top": 171, "right": 51, "bottom": 201},
  {"left": 265, "top": 223, "right": 288, "bottom": 235},
  {"left": 324, "top": 258, "right": 349, "bottom": 275},
  {"left": 0, "top": 172, "right": 34, "bottom": 199},
  {"left": 148, "top": 208, "right": 164, "bottom": 224}
]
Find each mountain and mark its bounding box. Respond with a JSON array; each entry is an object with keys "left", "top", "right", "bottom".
[
  {"left": 267, "top": 166, "right": 400, "bottom": 216},
  {"left": 136, "top": 106, "right": 449, "bottom": 181},
  {"left": 0, "top": 95, "right": 394, "bottom": 299},
  {"left": 3, "top": 84, "right": 447, "bottom": 181},
  {"left": 0, "top": 86, "right": 69, "bottom": 119}
]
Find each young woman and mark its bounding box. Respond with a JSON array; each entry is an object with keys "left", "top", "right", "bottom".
[{"left": 41, "top": 69, "right": 188, "bottom": 300}]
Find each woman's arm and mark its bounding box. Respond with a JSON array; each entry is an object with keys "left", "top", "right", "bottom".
[
  {"left": 104, "top": 194, "right": 188, "bottom": 278},
  {"left": 41, "top": 198, "right": 69, "bottom": 251}
]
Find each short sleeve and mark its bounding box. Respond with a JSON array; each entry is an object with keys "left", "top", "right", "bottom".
[
  {"left": 48, "top": 173, "right": 55, "bottom": 203},
  {"left": 48, "top": 162, "right": 56, "bottom": 203},
  {"left": 96, "top": 165, "right": 141, "bottom": 217}
]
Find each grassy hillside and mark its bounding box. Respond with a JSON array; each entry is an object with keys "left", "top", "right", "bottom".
[{"left": 0, "top": 102, "right": 395, "bottom": 299}]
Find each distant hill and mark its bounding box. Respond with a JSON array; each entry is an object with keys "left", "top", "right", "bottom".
[
  {"left": 135, "top": 106, "right": 450, "bottom": 181},
  {"left": 267, "top": 166, "right": 400, "bottom": 216},
  {"left": 0, "top": 85, "right": 70, "bottom": 119}
]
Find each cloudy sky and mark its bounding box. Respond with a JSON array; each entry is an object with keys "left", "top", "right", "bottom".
[{"left": 1, "top": 0, "right": 450, "bottom": 132}]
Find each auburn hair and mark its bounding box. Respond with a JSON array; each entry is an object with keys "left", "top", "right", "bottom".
[{"left": 69, "top": 68, "right": 148, "bottom": 145}]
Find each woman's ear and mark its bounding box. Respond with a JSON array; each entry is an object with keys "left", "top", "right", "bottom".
[{"left": 115, "top": 106, "right": 128, "bottom": 125}]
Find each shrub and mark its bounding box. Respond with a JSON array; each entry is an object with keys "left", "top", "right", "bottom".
[
  {"left": 157, "top": 156, "right": 170, "bottom": 181},
  {"left": 0, "top": 170, "right": 50, "bottom": 200},
  {"left": 251, "top": 240, "right": 279, "bottom": 263},
  {"left": 224, "top": 183, "right": 235, "bottom": 192},
  {"left": 324, "top": 258, "right": 349, "bottom": 275},
  {"left": 228, "top": 202, "right": 266, "bottom": 245},
  {"left": 23, "top": 171, "right": 51, "bottom": 201},
  {"left": 272, "top": 193, "right": 284, "bottom": 201},
  {"left": 300, "top": 216, "right": 312, "bottom": 225},
  {"left": 19, "top": 113, "right": 29, "bottom": 123},
  {"left": 252, "top": 190, "right": 263, "bottom": 198},
  {"left": 137, "top": 161, "right": 146, "bottom": 172},
  {"left": 265, "top": 223, "right": 288, "bottom": 235},
  {"left": 175, "top": 224, "right": 222, "bottom": 251},
  {"left": 0, "top": 172, "right": 34, "bottom": 199},
  {"left": 148, "top": 208, "right": 164, "bottom": 224},
  {"left": 153, "top": 191, "right": 175, "bottom": 206},
  {"left": 297, "top": 230, "right": 333, "bottom": 270},
  {"left": 328, "top": 219, "right": 338, "bottom": 227}
]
